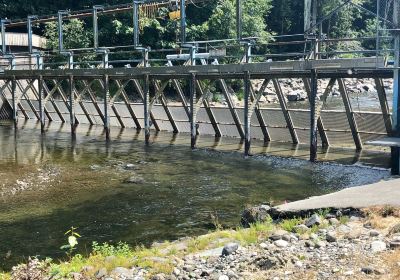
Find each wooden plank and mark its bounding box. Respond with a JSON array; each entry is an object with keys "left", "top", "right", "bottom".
[
  {"left": 143, "top": 75, "right": 150, "bottom": 144},
  {"left": 190, "top": 73, "right": 197, "bottom": 149},
  {"left": 337, "top": 78, "right": 363, "bottom": 150},
  {"left": 272, "top": 79, "right": 299, "bottom": 144},
  {"left": 103, "top": 74, "right": 111, "bottom": 140},
  {"left": 310, "top": 70, "right": 318, "bottom": 162},
  {"left": 11, "top": 78, "right": 17, "bottom": 124},
  {"left": 38, "top": 75, "right": 45, "bottom": 133},
  {"left": 244, "top": 71, "right": 251, "bottom": 156},
  {"left": 23, "top": 79, "right": 54, "bottom": 122},
  {"left": 366, "top": 137, "right": 400, "bottom": 147},
  {"left": 69, "top": 75, "right": 76, "bottom": 136},
  {"left": 374, "top": 78, "right": 393, "bottom": 135}
]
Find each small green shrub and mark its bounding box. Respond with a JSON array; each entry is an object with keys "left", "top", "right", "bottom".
[{"left": 92, "top": 241, "right": 132, "bottom": 257}]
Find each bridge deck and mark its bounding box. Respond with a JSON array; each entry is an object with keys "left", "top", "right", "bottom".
[{"left": 2, "top": 58, "right": 392, "bottom": 79}]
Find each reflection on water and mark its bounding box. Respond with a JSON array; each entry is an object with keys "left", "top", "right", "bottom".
[{"left": 0, "top": 120, "right": 390, "bottom": 270}]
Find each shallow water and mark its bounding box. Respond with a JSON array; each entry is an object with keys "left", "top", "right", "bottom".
[{"left": 0, "top": 121, "right": 390, "bottom": 270}]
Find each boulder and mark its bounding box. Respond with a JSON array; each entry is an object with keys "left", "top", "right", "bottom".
[
  {"left": 221, "top": 243, "right": 239, "bottom": 256},
  {"left": 240, "top": 205, "right": 271, "bottom": 227},
  {"left": 305, "top": 214, "right": 322, "bottom": 228}
]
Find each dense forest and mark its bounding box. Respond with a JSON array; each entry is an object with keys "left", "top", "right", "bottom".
[{"left": 0, "top": 0, "right": 384, "bottom": 55}]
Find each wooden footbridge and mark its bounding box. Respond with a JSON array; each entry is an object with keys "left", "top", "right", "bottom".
[{"left": 0, "top": 0, "right": 400, "bottom": 174}]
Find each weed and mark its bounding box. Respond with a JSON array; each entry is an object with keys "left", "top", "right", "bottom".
[
  {"left": 339, "top": 216, "right": 350, "bottom": 224},
  {"left": 60, "top": 227, "right": 81, "bottom": 260},
  {"left": 316, "top": 208, "right": 331, "bottom": 218},
  {"left": 92, "top": 241, "right": 132, "bottom": 257},
  {"left": 280, "top": 218, "right": 302, "bottom": 232}
]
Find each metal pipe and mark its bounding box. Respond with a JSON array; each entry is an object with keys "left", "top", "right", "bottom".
[
  {"left": 58, "top": 11, "right": 69, "bottom": 52},
  {"left": 1, "top": 19, "right": 10, "bottom": 54},
  {"left": 27, "top": 16, "right": 37, "bottom": 54},
  {"left": 93, "top": 6, "right": 104, "bottom": 49},
  {"left": 133, "top": 1, "right": 140, "bottom": 47},
  {"left": 236, "top": 0, "right": 242, "bottom": 41},
  {"left": 180, "top": 0, "right": 186, "bottom": 43}
]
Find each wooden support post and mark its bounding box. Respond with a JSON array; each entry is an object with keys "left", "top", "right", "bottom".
[
  {"left": 272, "top": 79, "right": 299, "bottom": 144},
  {"left": 50, "top": 79, "right": 79, "bottom": 125},
  {"left": 196, "top": 81, "right": 222, "bottom": 138},
  {"left": 250, "top": 80, "right": 271, "bottom": 142},
  {"left": 190, "top": 73, "right": 197, "bottom": 149},
  {"left": 11, "top": 77, "right": 17, "bottom": 126},
  {"left": 303, "top": 77, "right": 330, "bottom": 147},
  {"left": 337, "top": 78, "right": 363, "bottom": 150},
  {"left": 374, "top": 78, "right": 393, "bottom": 135},
  {"left": 69, "top": 75, "right": 76, "bottom": 137},
  {"left": 103, "top": 75, "right": 111, "bottom": 140},
  {"left": 153, "top": 80, "right": 179, "bottom": 133},
  {"left": 310, "top": 70, "right": 318, "bottom": 162},
  {"left": 144, "top": 75, "right": 150, "bottom": 144},
  {"left": 38, "top": 75, "right": 45, "bottom": 134},
  {"left": 244, "top": 71, "right": 251, "bottom": 156},
  {"left": 132, "top": 79, "right": 160, "bottom": 131},
  {"left": 42, "top": 81, "right": 66, "bottom": 123}
]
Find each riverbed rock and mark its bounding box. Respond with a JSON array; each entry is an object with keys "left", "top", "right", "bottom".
[
  {"left": 240, "top": 205, "right": 271, "bottom": 227},
  {"left": 370, "top": 240, "right": 387, "bottom": 252},
  {"left": 269, "top": 230, "right": 289, "bottom": 241},
  {"left": 287, "top": 90, "right": 307, "bottom": 101},
  {"left": 124, "top": 175, "right": 145, "bottom": 184},
  {"left": 326, "top": 232, "right": 337, "bottom": 243},
  {"left": 305, "top": 214, "right": 321, "bottom": 227},
  {"left": 95, "top": 268, "right": 107, "bottom": 279},
  {"left": 111, "top": 267, "right": 133, "bottom": 278},
  {"left": 274, "top": 240, "right": 289, "bottom": 248},
  {"left": 222, "top": 243, "right": 239, "bottom": 256}
]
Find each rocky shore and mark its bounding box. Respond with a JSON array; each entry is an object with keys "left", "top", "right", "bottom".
[
  {"left": 6, "top": 205, "right": 400, "bottom": 280},
  {"left": 209, "top": 78, "right": 394, "bottom": 107}
]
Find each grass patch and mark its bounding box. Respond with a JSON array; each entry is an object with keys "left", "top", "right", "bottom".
[{"left": 280, "top": 218, "right": 302, "bottom": 232}]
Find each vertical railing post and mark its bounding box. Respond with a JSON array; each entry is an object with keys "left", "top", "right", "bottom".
[
  {"left": 133, "top": 1, "right": 140, "bottom": 47},
  {"left": 236, "top": 0, "right": 242, "bottom": 41},
  {"left": 190, "top": 73, "right": 197, "bottom": 149},
  {"left": 310, "top": 69, "right": 318, "bottom": 162},
  {"left": 180, "top": 0, "right": 186, "bottom": 44},
  {"left": 103, "top": 74, "right": 111, "bottom": 140},
  {"left": 69, "top": 75, "right": 76, "bottom": 137},
  {"left": 1, "top": 19, "right": 10, "bottom": 54},
  {"left": 27, "top": 16, "right": 37, "bottom": 54},
  {"left": 11, "top": 76, "right": 17, "bottom": 127},
  {"left": 58, "top": 11, "right": 69, "bottom": 53},
  {"left": 93, "top": 6, "right": 104, "bottom": 50},
  {"left": 144, "top": 74, "right": 150, "bottom": 144},
  {"left": 38, "top": 75, "right": 45, "bottom": 134},
  {"left": 244, "top": 71, "right": 251, "bottom": 156},
  {"left": 392, "top": 0, "right": 400, "bottom": 175}
]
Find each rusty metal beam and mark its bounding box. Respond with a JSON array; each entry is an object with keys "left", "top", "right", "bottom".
[
  {"left": 375, "top": 78, "right": 393, "bottom": 135},
  {"left": 337, "top": 78, "right": 363, "bottom": 150},
  {"left": 272, "top": 79, "right": 299, "bottom": 144}
]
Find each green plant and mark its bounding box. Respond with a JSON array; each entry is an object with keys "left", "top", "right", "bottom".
[
  {"left": 210, "top": 211, "right": 223, "bottom": 231},
  {"left": 92, "top": 241, "right": 132, "bottom": 257},
  {"left": 317, "top": 208, "right": 331, "bottom": 218},
  {"left": 60, "top": 227, "right": 81, "bottom": 259},
  {"left": 280, "top": 218, "right": 302, "bottom": 232}
]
